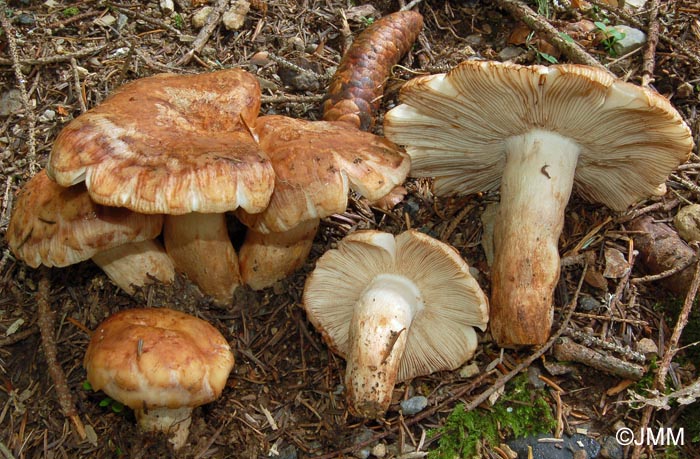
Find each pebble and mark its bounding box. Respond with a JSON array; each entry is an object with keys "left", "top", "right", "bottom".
[
  {"left": 0, "top": 89, "right": 23, "bottom": 117},
  {"left": 370, "top": 443, "right": 386, "bottom": 458},
  {"left": 635, "top": 337, "right": 659, "bottom": 360},
  {"left": 459, "top": 362, "right": 480, "bottom": 379},
  {"left": 192, "top": 6, "right": 213, "bottom": 29},
  {"left": 612, "top": 25, "right": 646, "bottom": 55},
  {"left": 400, "top": 395, "right": 428, "bottom": 416},
  {"left": 598, "top": 435, "right": 624, "bottom": 459},
  {"left": 222, "top": 0, "right": 250, "bottom": 31},
  {"left": 507, "top": 433, "right": 600, "bottom": 459},
  {"left": 527, "top": 366, "right": 546, "bottom": 389},
  {"left": 674, "top": 204, "right": 700, "bottom": 242}
]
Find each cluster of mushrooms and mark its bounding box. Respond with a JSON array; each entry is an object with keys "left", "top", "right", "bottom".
[{"left": 7, "top": 59, "right": 695, "bottom": 447}]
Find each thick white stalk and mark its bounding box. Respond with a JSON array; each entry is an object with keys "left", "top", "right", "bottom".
[
  {"left": 345, "top": 274, "right": 424, "bottom": 418},
  {"left": 490, "top": 129, "right": 580, "bottom": 347},
  {"left": 135, "top": 406, "right": 192, "bottom": 450}
]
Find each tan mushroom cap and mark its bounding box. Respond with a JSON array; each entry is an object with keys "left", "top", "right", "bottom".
[
  {"left": 237, "top": 115, "right": 410, "bottom": 233},
  {"left": 304, "top": 229, "right": 489, "bottom": 384},
  {"left": 7, "top": 170, "right": 164, "bottom": 268},
  {"left": 48, "top": 68, "right": 274, "bottom": 215},
  {"left": 84, "top": 308, "right": 234, "bottom": 410},
  {"left": 384, "top": 60, "right": 693, "bottom": 211}
]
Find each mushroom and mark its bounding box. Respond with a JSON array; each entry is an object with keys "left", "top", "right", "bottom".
[
  {"left": 6, "top": 170, "right": 174, "bottom": 294},
  {"left": 384, "top": 60, "right": 693, "bottom": 347},
  {"left": 303, "top": 229, "right": 489, "bottom": 418},
  {"left": 237, "top": 115, "right": 410, "bottom": 290},
  {"left": 84, "top": 308, "right": 235, "bottom": 450},
  {"left": 47, "top": 68, "right": 274, "bottom": 303}
]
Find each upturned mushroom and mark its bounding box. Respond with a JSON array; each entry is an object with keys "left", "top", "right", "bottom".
[
  {"left": 384, "top": 60, "right": 693, "bottom": 347},
  {"left": 236, "top": 115, "right": 410, "bottom": 290},
  {"left": 47, "top": 68, "right": 274, "bottom": 303},
  {"left": 84, "top": 308, "right": 235, "bottom": 450},
  {"left": 303, "top": 230, "right": 489, "bottom": 418},
  {"left": 7, "top": 170, "right": 174, "bottom": 294}
]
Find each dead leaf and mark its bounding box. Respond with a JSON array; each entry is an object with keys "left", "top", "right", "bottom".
[{"left": 603, "top": 247, "right": 630, "bottom": 278}]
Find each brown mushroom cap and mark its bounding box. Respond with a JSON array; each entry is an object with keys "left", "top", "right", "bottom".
[
  {"left": 47, "top": 68, "right": 274, "bottom": 215},
  {"left": 237, "top": 115, "right": 410, "bottom": 233},
  {"left": 6, "top": 170, "right": 173, "bottom": 293},
  {"left": 84, "top": 307, "right": 234, "bottom": 410},
  {"left": 7, "top": 170, "right": 162, "bottom": 267}
]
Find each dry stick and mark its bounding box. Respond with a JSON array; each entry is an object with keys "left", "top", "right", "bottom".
[
  {"left": 0, "top": 43, "right": 111, "bottom": 67},
  {"left": 640, "top": 0, "right": 660, "bottom": 87},
  {"left": 0, "top": 326, "right": 38, "bottom": 347},
  {"left": 70, "top": 58, "right": 88, "bottom": 114},
  {"left": 317, "top": 264, "right": 588, "bottom": 459},
  {"left": 176, "top": 0, "right": 229, "bottom": 66},
  {"left": 36, "top": 268, "right": 86, "bottom": 440},
  {"left": 493, "top": 0, "right": 611, "bottom": 73},
  {"left": 587, "top": 0, "right": 700, "bottom": 68},
  {"left": 630, "top": 249, "right": 700, "bottom": 459},
  {"left": 0, "top": 4, "right": 38, "bottom": 175}
]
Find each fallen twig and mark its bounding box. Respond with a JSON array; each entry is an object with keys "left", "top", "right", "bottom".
[
  {"left": 640, "top": 0, "right": 660, "bottom": 86},
  {"left": 553, "top": 337, "right": 645, "bottom": 380},
  {"left": 631, "top": 247, "right": 700, "bottom": 459},
  {"left": 493, "top": 0, "right": 611, "bottom": 72},
  {"left": 0, "top": 325, "right": 38, "bottom": 347},
  {"left": 176, "top": 0, "right": 229, "bottom": 66},
  {"left": 0, "top": 3, "right": 38, "bottom": 175},
  {"left": 36, "top": 268, "right": 86, "bottom": 440}
]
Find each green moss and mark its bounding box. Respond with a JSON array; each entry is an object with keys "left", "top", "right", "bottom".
[{"left": 428, "top": 375, "right": 557, "bottom": 458}]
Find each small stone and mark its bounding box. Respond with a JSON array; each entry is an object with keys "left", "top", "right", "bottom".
[
  {"left": 603, "top": 247, "right": 629, "bottom": 278},
  {"left": 94, "top": 13, "right": 117, "bottom": 27},
  {"left": 370, "top": 443, "right": 386, "bottom": 458},
  {"left": 612, "top": 25, "right": 646, "bottom": 56},
  {"left": 527, "top": 366, "right": 546, "bottom": 389},
  {"left": 459, "top": 362, "right": 480, "bottom": 379},
  {"left": 676, "top": 82, "right": 694, "bottom": 99},
  {"left": 636, "top": 337, "right": 658, "bottom": 360},
  {"left": 192, "top": 6, "right": 213, "bottom": 29},
  {"left": 287, "top": 36, "right": 305, "bottom": 51},
  {"left": 498, "top": 45, "right": 525, "bottom": 61},
  {"left": 0, "top": 89, "right": 24, "bottom": 117},
  {"left": 400, "top": 395, "right": 428, "bottom": 416},
  {"left": 577, "top": 295, "right": 601, "bottom": 312},
  {"left": 674, "top": 204, "right": 700, "bottom": 242},
  {"left": 38, "top": 109, "right": 56, "bottom": 123},
  {"left": 599, "top": 435, "right": 624, "bottom": 459},
  {"left": 15, "top": 13, "right": 36, "bottom": 25},
  {"left": 222, "top": 0, "right": 250, "bottom": 31},
  {"left": 160, "top": 0, "right": 175, "bottom": 15}
]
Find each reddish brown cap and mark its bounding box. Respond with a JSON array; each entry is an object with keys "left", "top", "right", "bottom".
[
  {"left": 7, "top": 170, "right": 162, "bottom": 268},
  {"left": 84, "top": 308, "right": 234, "bottom": 410},
  {"left": 48, "top": 69, "right": 274, "bottom": 215},
  {"left": 237, "top": 115, "right": 410, "bottom": 233}
]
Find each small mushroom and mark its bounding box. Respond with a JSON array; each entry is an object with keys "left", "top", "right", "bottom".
[
  {"left": 237, "top": 115, "right": 410, "bottom": 290},
  {"left": 84, "top": 308, "right": 235, "bottom": 450},
  {"left": 6, "top": 170, "right": 174, "bottom": 294},
  {"left": 384, "top": 60, "right": 694, "bottom": 347},
  {"left": 303, "top": 230, "right": 489, "bottom": 418},
  {"left": 47, "top": 69, "right": 275, "bottom": 303}
]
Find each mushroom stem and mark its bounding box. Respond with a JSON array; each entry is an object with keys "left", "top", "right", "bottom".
[
  {"left": 135, "top": 406, "right": 193, "bottom": 450},
  {"left": 91, "top": 239, "right": 175, "bottom": 294},
  {"left": 239, "top": 218, "right": 319, "bottom": 290},
  {"left": 346, "top": 273, "right": 423, "bottom": 418},
  {"left": 490, "top": 129, "right": 580, "bottom": 347},
  {"left": 163, "top": 213, "right": 241, "bottom": 304}
]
